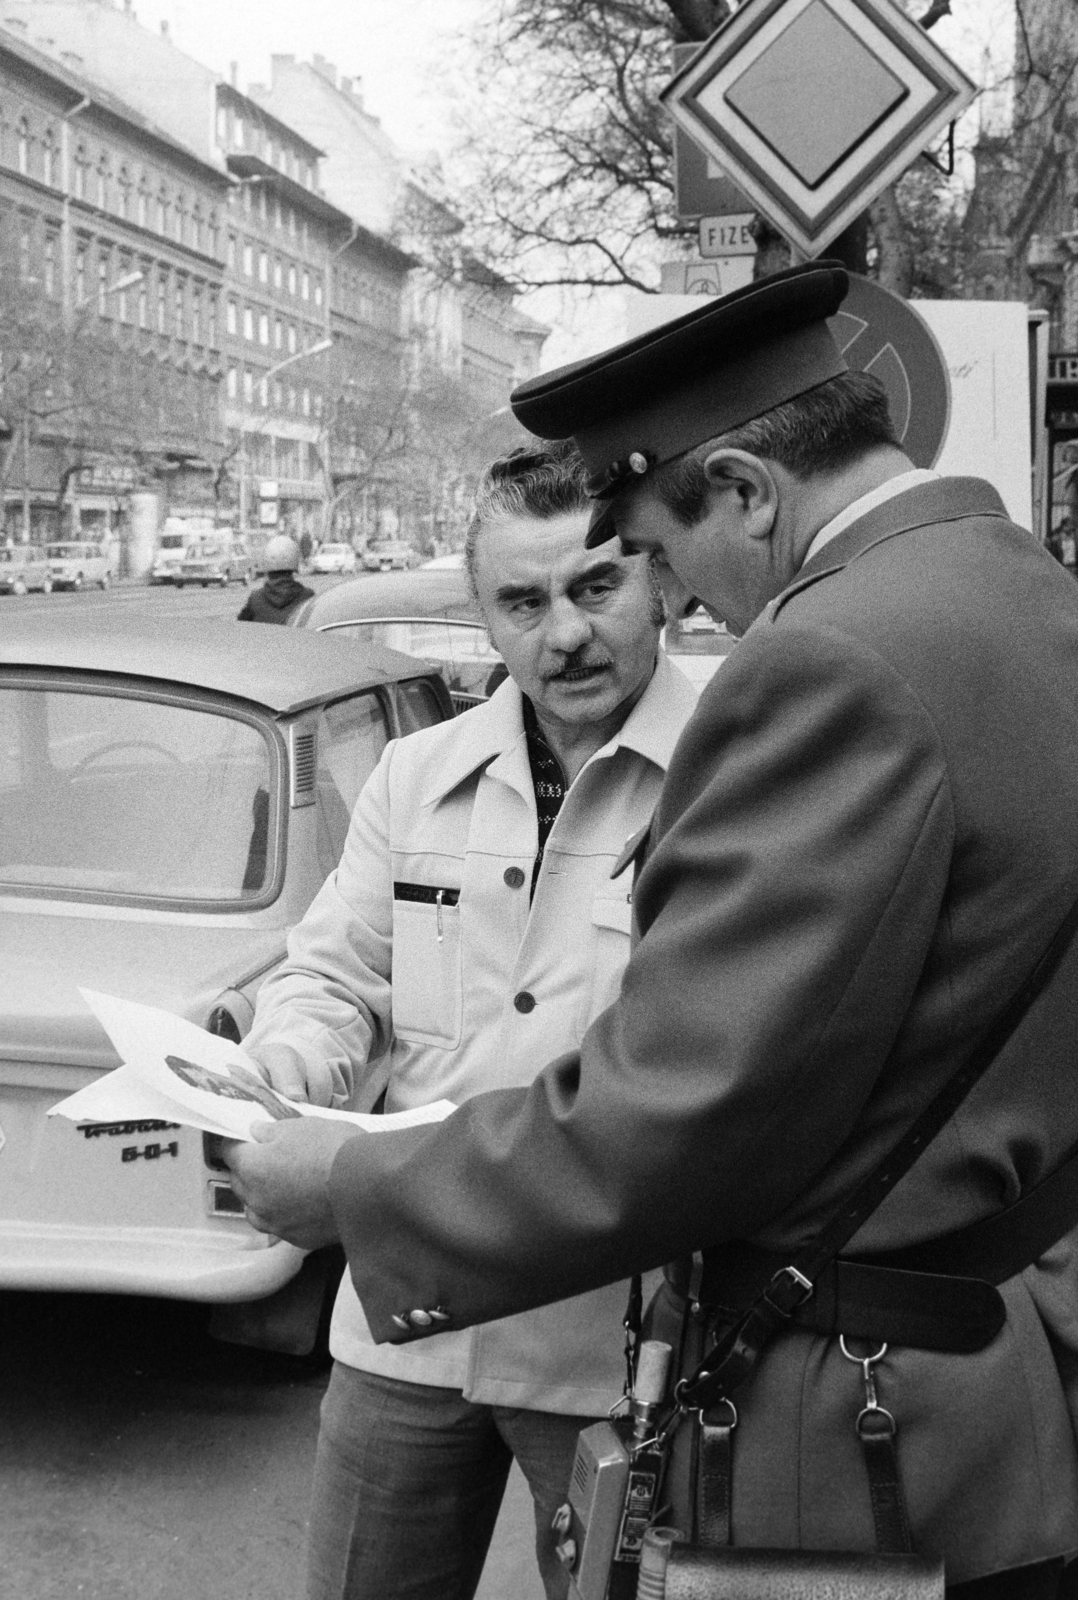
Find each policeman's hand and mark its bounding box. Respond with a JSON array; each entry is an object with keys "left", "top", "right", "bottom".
[
  {"left": 241, "top": 1042, "right": 345, "bottom": 1108},
  {"left": 221, "top": 1118, "right": 360, "bottom": 1250}
]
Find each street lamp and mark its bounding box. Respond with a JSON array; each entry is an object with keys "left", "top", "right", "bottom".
[{"left": 261, "top": 337, "right": 333, "bottom": 385}]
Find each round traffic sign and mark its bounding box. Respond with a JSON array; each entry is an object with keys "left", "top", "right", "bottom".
[{"left": 827, "top": 275, "right": 951, "bottom": 469}]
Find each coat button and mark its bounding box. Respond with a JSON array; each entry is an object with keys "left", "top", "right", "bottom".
[
  {"left": 409, "top": 1309, "right": 434, "bottom": 1327},
  {"left": 514, "top": 991, "right": 536, "bottom": 1014},
  {"left": 391, "top": 1314, "right": 411, "bottom": 1332},
  {"left": 503, "top": 866, "right": 525, "bottom": 889}
]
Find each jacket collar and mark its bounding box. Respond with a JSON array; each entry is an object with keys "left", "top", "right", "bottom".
[
  {"left": 419, "top": 649, "right": 695, "bottom": 807},
  {"left": 769, "top": 476, "right": 1009, "bottom": 624}
]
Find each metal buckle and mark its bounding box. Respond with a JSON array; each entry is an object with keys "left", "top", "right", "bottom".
[{"left": 764, "top": 1265, "right": 814, "bottom": 1317}]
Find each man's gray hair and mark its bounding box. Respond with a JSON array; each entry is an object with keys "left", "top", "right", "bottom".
[{"left": 464, "top": 441, "right": 590, "bottom": 596}]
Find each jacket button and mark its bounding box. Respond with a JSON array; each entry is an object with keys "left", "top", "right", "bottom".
[
  {"left": 391, "top": 1314, "right": 411, "bottom": 1332},
  {"left": 514, "top": 991, "right": 536, "bottom": 1014},
  {"left": 503, "top": 866, "right": 525, "bottom": 889},
  {"left": 408, "top": 1309, "right": 433, "bottom": 1327}
]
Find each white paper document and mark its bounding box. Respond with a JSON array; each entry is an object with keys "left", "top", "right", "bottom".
[{"left": 48, "top": 990, "right": 455, "bottom": 1142}]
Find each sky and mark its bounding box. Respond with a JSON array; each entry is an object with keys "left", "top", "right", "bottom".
[{"left": 140, "top": 0, "right": 482, "bottom": 156}]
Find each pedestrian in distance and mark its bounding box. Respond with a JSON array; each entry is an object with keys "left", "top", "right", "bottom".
[
  {"left": 226, "top": 261, "right": 1078, "bottom": 1596},
  {"left": 237, "top": 534, "right": 313, "bottom": 625},
  {"left": 235, "top": 442, "right": 698, "bottom": 1600}
]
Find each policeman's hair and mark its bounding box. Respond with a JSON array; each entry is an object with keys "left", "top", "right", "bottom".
[
  {"left": 651, "top": 371, "right": 899, "bottom": 527},
  {"left": 465, "top": 440, "right": 589, "bottom": 596}
]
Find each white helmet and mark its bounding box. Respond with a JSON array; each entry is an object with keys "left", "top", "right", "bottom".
[{"left": 263, "top": 535, "right": 300, "bottom": 573}]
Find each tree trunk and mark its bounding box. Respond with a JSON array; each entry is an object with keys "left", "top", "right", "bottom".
[{"left": 872, "top": 186, "right": 915, "bottom": 295}]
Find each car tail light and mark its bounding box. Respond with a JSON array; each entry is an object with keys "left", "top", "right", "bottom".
[{"left": 208, "top": 1180, "right": 245, "bottom": 1217}]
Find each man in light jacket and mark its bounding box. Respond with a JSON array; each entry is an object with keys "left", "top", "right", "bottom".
[{"left": 240, "top": 441, "right": 698, "bottom": 1600}]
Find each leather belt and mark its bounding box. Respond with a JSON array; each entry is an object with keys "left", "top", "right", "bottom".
[
  {"left": 664, "top": 1252, "right": 1004, "bottom": 1352},
  {"left": 666, "top": 1140, "right": 1078, "bottom": 1355}
]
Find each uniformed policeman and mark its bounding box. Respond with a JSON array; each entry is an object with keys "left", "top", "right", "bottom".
[{"left": 227, "top": 263, "right": 1078, "bottom": 1596}]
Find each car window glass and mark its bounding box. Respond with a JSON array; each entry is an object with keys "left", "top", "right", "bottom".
[
  {"left": 396, "top": 679, "right": 445, "bottom": 736},
  {"left": 313, "top": 692, "right": 389, "bottom": 879},
  {"left": 0, "top": 687, "right": 275, "bottom": 903},
  {"left": 322, "top": 620, "right": 502, "bottom": 702}
]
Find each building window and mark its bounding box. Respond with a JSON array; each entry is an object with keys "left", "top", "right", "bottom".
[
  {"left": 243, "top": 241, "right": 253, "bottom": 276},
  {"left": 242, "top": 182, "right": 251, "bottom": 214},
  {"left": 259, "top": 249, "right": 268, "bottom": 283},
  {"left": 191, "top": 208, "right": 202, "bottom": 251},
  {"left": 97, "top": 255, "right": 109, "bottom": 316},
  {"left": 227, "top": 233, "right": 237, "bottom": 269},
  {"left": 288, "top": 207, "right": 296, "bottom": 237},
  {"left": 208, "top": 292, "right": 217, "bottom": 346},
  {"left": 314, "top": 275, "right": 323, "bottom": 309},
  {"left": 43, "top": 234, "right": 56, "bottom": 297},
  {"left": 302, "top": 387, "right": 310, "bottom": 417},
  {"left": 226, "top": 297, "right": 237, "bottom": 335},
  {"left": 287, "top": 323, "right": 297, "bottom": 354},
  {"left": 243, "top": 305, "right": 254, "bottom": 341},
  {"left": 274, "top": 195, "right": 282, "bottom": 230},
  {"left": 258, "top": 311, "right": 269, "bottom": 345},
  {"left": 234, "top": 113, "right": 244, "bottom": 148},
  {"left": 157, "top": 190, "right": 167, "bottom": 234},
  {"left": 274, "top": 317, "right": 283, "bottom": 350},
  {"left": 258, "top": 185, "right": 267, "bottom": 224},
  {"left": 192, "top": 288, "right": 202, "bottom": 344},
  {"left": 313, "top": 393, "right": 323, "bottom": 419},
  {"left": 96, "top": 155, "right": 108, "bottom": 210},
  {"left": 18, "top": 219, "right": 31, "bottom": 282},
  {"left": 175, "top": 281, "right": 185, "bottom": 339},
  {"left": 138, "top": 275, "right": 148, "bottom": 328},
  {"left": 273, "top": 380, "right": 283, "bottom": 409},
  {"left": 287, "top": 263, "right": 296, "bottom": 297},
  {"left": 227, "top": 365, "right": 237, "bottom": 399},
  {"left": 273, "top": 257, "right": 282, "bottom": 290},
  {"left": 157, "top": 275, "right": 168, "bottom": 334},
  {"left": 259, "top": 376, "right": 269, "bottom": 408},
  {"left": 301, "top": 218, "right": 309, "bottom": 249},
  {"left": 208, "top": 213, "right": 219, "bottom": 256},
  {"left": 17, "top": 117, "right": 29, "bottom": 177},
  {"left": 117, "top": 167, "right": 130, "bottom": 219},
  {"left": 73, "top": 142, "right": 86, "bottom": 198},
  {"left": 287, "top": 385, "right": 296, "bottom": 412},
  {"left": 174, "top": 194, "right": 185, "bottom": 242},
  {"left": 216, "top": 104, "right": 227, "bottom": 146},
  {"left": 75, "top": 247, "right": 86, "bottom": 305},
  {"left": 243, "top": 368, "right": 254, "bottom": 404},
  {"left": 301, "top": 269, "right": 310, "bottom": 302},
  {"left": 137, "top": 184, "right": 149, "bottom": 229},
  {"left": 42, "top": 129, "right": 55, "bottom": 187}
]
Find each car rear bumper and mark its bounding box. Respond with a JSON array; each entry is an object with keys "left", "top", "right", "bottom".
[{"left": 0, "top": 1219, "right": 306, "bottom": 1301}]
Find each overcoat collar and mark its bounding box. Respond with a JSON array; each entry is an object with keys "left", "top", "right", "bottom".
[
  {"left": 418, "top": 650, "right": 692, "bottom": 808},
  {"left": 769, "top": 476, "right": 1009, "bottom": 624}
]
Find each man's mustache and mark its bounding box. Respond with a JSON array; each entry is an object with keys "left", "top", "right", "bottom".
[{"left": 545, "top": 653, "right": 614, "bottom": 682}]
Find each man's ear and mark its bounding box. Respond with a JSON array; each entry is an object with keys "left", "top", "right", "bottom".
[{"left": 701, "top": 449, "right": 778, "bottom": 542}]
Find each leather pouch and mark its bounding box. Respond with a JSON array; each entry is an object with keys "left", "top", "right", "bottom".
[{"left": 663, "top": 1546, "right": 944, "bottom": 1599}]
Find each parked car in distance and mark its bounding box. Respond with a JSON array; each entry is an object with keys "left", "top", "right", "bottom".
[
  {"left": 292, "top": 568, "right": 505, "bottom": 712},
  {"left": 0, "top": 545, "right": 53, "bottom": 595},
  {"left": 46, "top": 541, "right": 113, "bottom": 591},
  {"left": 310, "top": 542, "right": 357, "bottom": 576},
  {"left": 362, "top": 540, "right": 417, "bottom": 573},
  {"left": 0, "top": 615, "right": 453, "bottom": 1345},
  {"left": 151, "top": 530, "right": 191, "bottom": 585},
  {"left": 177, "top": 537, "right": 252, "bottom": 588}
]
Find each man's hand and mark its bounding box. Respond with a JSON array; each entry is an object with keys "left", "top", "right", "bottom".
[
  {"left": 242, "top": 1042, "right": 345, "bottom": 1108},
  {"left": 222, "top": 1118, "right": 361, "bottom": 1250}
]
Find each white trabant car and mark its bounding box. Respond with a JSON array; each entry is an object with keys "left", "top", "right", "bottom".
[
  {"left": 46, "top": 541, "right": 114, "bottom": 591},
  {"left": 310, "top": 542, "right": 358, "bottom": 576},
  {"left": 0, "top": 617, "right": 451, "bottom": 1334}
]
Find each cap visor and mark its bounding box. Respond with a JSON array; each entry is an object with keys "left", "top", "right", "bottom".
[{"left": 586, "top": 500, "right": 618, "bottom": 549}]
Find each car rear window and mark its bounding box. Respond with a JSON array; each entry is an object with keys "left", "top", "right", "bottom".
[
  {"left": 0, "top": 686, "right": 276, "bottom": 905},
  {"left": 313, "top": 692, "right": 389, "bottom": 878}
]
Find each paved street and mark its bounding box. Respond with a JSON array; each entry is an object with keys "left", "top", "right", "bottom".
[
  {"left": 1, "top": 577, "right": 544, "bottom": 1600},
  {"left": 0, "top": 1289, "right": 542, "bottom": 1600}
]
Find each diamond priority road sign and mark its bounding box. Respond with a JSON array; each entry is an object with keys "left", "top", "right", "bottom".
[{"left": 662, "top": 0, "right": 976, "bottom": 258}]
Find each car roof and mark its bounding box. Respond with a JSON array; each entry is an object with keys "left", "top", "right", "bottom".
[
  {"left": 0, "top": 614, "right": 434, "bottom": 716},
  {"left": 298, "top": 568, "right": 482, "bottom": 629}
]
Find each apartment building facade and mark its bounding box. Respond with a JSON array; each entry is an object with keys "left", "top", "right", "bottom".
[{"left": 0, "top": 24, "right": 227, "bottom": 542}]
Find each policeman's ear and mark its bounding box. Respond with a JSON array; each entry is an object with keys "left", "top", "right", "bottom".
[{"left": 700, "top": 449, "right": 778, "bottom": 542}]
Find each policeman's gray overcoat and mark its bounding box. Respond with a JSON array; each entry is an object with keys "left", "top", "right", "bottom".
[{"left": 330, "top": 478, "right": 1078, "bottom": 1583}]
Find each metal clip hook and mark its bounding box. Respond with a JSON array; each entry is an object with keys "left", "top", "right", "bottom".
[{"left": 840, "top": 1336, "right": 897, "bottom": 1435}]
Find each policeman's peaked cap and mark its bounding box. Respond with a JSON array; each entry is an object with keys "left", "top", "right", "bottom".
[{"left": 510, "top": 261, "right": 850, "bottom": 547}]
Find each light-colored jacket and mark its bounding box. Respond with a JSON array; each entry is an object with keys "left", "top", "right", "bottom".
[{"left": 246, "top": 651, "right": 698, "bottom": 1412}]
